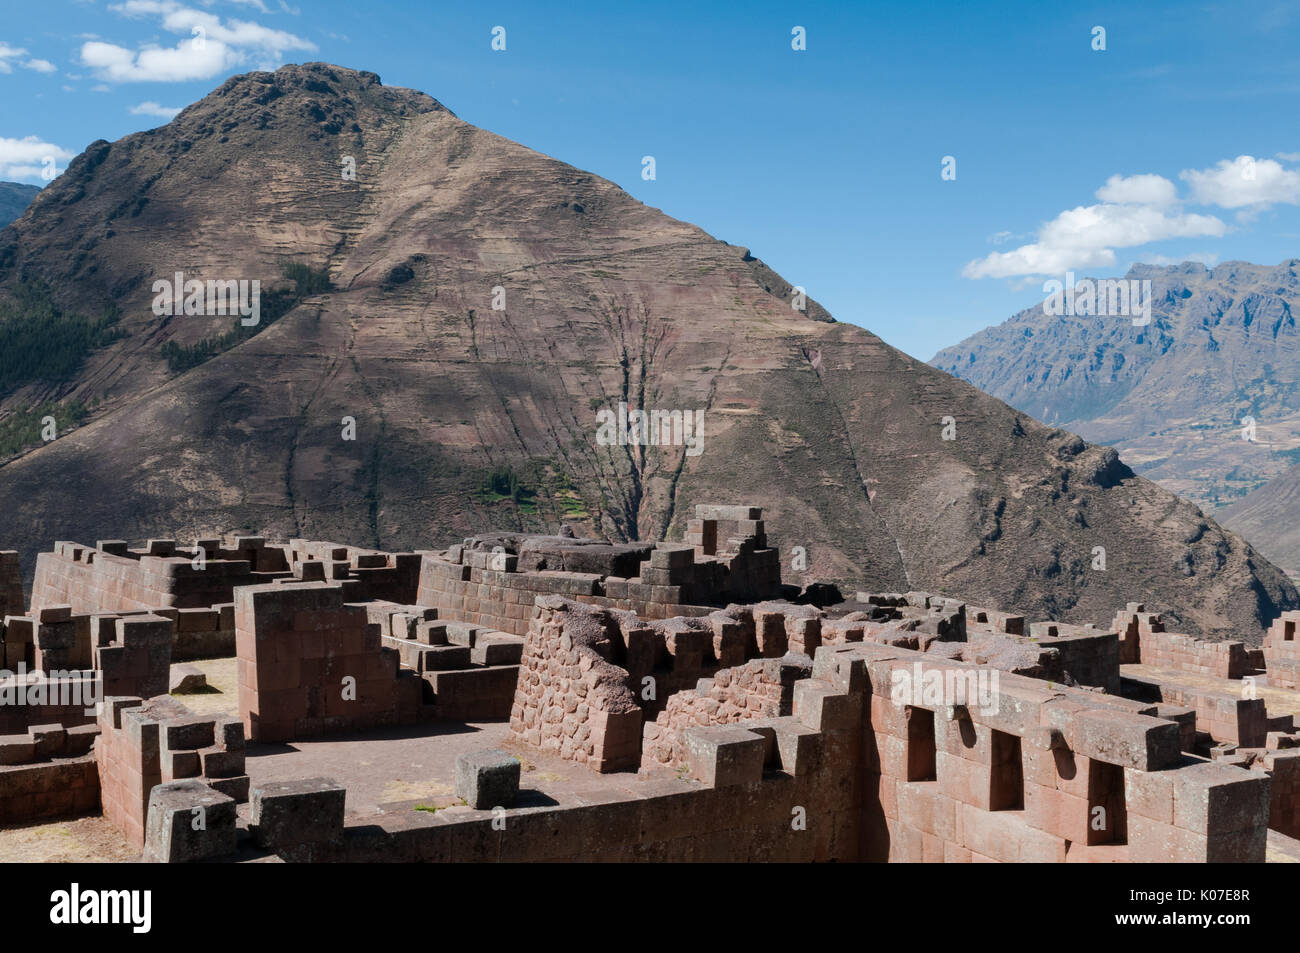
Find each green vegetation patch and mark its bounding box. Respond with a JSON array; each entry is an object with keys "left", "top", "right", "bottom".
[
  {"left": 159, "top": 263, "right": 332, "bottom": 373},
  {"left": 0, "top": 399, "right": 88, "bottom": 457},
  {"left": 471, "top": 460, "right": 595, "bottom": 522},
  {"left": 0, "top": 281, "right": 122, "bottom": 398}
]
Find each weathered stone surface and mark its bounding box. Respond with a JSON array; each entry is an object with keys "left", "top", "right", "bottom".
[
  {"left": 250, "top": 777, "right": 346, "bottom": 849},
  {"left": 143, "top": 780, "right": 236, "bottom": 863},
  {"left": 455, "top": 750, "right": 520, "bottom": 810}
]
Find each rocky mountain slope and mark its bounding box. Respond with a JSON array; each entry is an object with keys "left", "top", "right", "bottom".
[
  {"left": 0, "top": 63, "right": 1293, "bottom": 638},
  {"left": 0, "top": 182, "right": 39, "bottom": 228},
  {"left": 931, "top": 261, "right": 1300, "bottom": 515},
  {"left": 1222, "top": 463, "right": 1300, "bottom": 573}
]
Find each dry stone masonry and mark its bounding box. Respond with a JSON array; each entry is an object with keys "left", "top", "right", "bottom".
[{"left": 1, "top": 504, "right": 1298, "bottom": 862}]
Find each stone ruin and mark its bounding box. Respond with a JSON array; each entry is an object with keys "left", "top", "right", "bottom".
[{"left": 0, "top": 504, "right": 1299, "bottom": 862}]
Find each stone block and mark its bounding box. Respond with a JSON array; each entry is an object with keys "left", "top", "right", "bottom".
[
  {"left": 250, "top": 777, "right": 346, "bottom": 849},
  {"left": 169, "top": 664, "right": 208, "bottom": 694},
  {"left": 683, "top": 726, "right": 765, "bottom": 787},
  {"left": 143, "top": 780, "right": 237, "bottom": 863},
  {"left": 455, "top": 749, "right": 521, "bottom": 809}
]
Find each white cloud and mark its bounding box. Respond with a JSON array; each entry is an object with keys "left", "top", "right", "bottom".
[
  {"left": 1095, "top": 173, "right": 1178, "bottom": 207},
  {"left": 964, "top": 203, "right": 1226, "bottom": 279},
  {"left": 0, "top": 42, "right": 28, "bottom": 73},
  {"left": 0, "top": 45, "right": 58, "bottom": 74},
  {"left": 963, "top": 156, "right": 1300, "bottom": 280},
  {"left": 82, "top": 39, "right": 228, "bottom": 82},
  {"left": 0, "top": 135, "right": 77, "bottom": 181},
  {"left": 81, "top": 0, "right": 315, "bottom": 82},
  {"left": 129, "top": 100, "right": 183, "bottom": 118},
  {"left": 1180, "top": 155, "right": 1300, "bottom": 209}
]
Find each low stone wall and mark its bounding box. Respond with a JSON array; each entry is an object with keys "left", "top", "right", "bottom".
[
  {"left": 340, "top": 755, "right": 862, "bottom": 862},
  {"left": 1123, "top": 672, "right": 1269, "bottom": 748},
  {"left": 0, "top": 722, "right": 100, "bottom": 825},
  {"left": 173, "top": 605, "right": 236, "bottom": 659},
  {"left": 1022, "top": 622, "right": 1120, "bottom": 692},
  {"left": 1142, "top": 630, "right": 1250, "bottom": 679},
  {"left": 0, "top": 753, "right": 99, "bottom": 826},
  {"left": 367, "top": 601, "right": 522, "bottom": 721},
  {"left": 0, "top": 670, "right": 101, "bottom": 733},
  {"left": 641, "top": 654, "right": 810, "bottom": 771}
]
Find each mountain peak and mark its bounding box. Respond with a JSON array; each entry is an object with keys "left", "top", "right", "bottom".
[
  {"left": 0, "top": 65, "right": 1292, "bottom": 638},
  {"left": 207, "top": 62, "right": 453, "bottom": 119}
]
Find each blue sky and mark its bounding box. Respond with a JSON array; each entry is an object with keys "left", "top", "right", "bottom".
[{"left": 4, "top": 0, "right": 1300, "bottom": 359}]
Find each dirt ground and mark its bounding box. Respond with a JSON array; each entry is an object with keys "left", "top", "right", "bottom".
[{"left": 0, "top": 815, "right": 136, "bottom": 863}]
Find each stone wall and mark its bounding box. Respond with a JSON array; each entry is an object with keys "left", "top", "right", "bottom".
[
  {"left": 640, "top": 654, "right": 810, "bottom": 771},
  {"left": 415, "top": 553, "right": 723, "bottom": 638},
  {"left": 1113, "top": 603, "right": 1251, "bottom": 679},
  {"left": 0, "top": 723, "right": 99, "bottom": 825},
  {"left": 215, "top": 619, "right": 1276, "bottom": 864},
  {"left": 31, "top": 535, "right": 430, "bottom": 624},
  {"left": 684, "top": 504, "right": 783, "bottom": 603},
  {"left": 509, "top": 597, "right": 826, "bottom": 773},
  {"left": 1260, "top": 750, "right": 1300, "bottom": 839},
  {"left": 0, "top": 671, "right": 101, "bottom": 733},
  {"left": 417, "top": 505, "right": 783, "bottom": 638},
  {"left": 508, "top": 598, "right": 644, "bottom": 772},
  {"left": 31, "top": 539, "right": 287, "bottom": 615},
  {"left": 95, "top": 613, "right": 172, "bottom": 700},
  {"left": 96, "top": 696, "right": 246, "bottom": 849},
  {"left": 1123, "top": 672, "right": 1269, "bottom": 748},
  {"left": 825, "top": 592, "right": 1121, "bottom": 693},
  {"left": 0, "top": 754, "right": 99, "bottom": 826},
  {"left": 2, "top": 605, "right": 92, "bottom": 671},
  {"left": 234, "top": 582, "right": 422, "bottom": 743},
  {"left": 367, "top": 601, "right": 523, "bottom": 721},
  {"left": 1264, "top": 611, "right": 1300, "bottom": 690},
  {"left": 839, "top": 641, "right": 1271, "bottom": 862},
  {"left": 1017, "top": 622, "right": 1120, "bottom": 692}
]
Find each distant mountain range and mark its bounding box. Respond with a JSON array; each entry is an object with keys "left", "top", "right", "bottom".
[
  {"left": 932, "top": 260, "right": 1300, "bottom": 572},
  {"left": 0, "top": 64, "right": 1292, "bottom": 637},
  {"left": 0, "top": 182, "right": 39, "bottom": 228}
]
